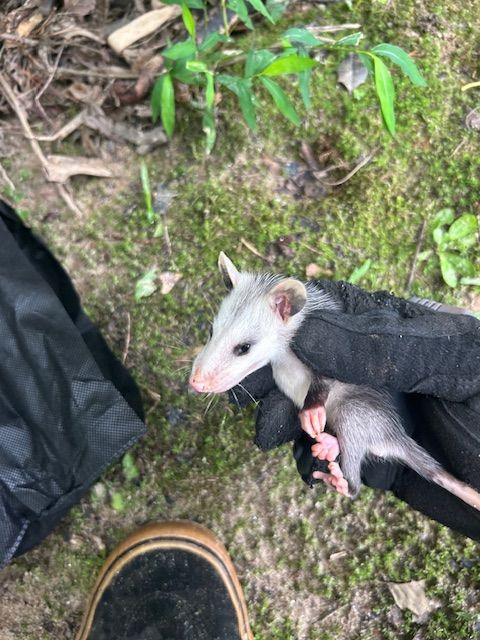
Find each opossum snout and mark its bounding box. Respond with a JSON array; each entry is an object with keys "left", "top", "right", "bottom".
[{"left": 189, "top": 368, "right": 220, "bottom": 393}]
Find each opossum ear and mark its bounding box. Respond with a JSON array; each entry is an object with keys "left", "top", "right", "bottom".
[
  {"left": 269, "top": 279, "right": 307, "bottom": 321},
  {"left": 218, "top": 252, "right": 240, "bottom": 290}
]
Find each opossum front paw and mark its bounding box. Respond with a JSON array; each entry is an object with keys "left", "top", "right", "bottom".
[
  {"left": 313, "top": 462, "right": 350, "bottom": 497},
  {"left": 311, "top": 432, "right": 340, "bottom": 462},
  {"left": 299, "top": 404, "right": 326, "bottom": 440}
]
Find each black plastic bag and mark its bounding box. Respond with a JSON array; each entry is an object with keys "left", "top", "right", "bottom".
[{"left": 0, "top": 200, "right": 146, "bottom": 568}]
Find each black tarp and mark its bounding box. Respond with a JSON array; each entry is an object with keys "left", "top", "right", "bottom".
[{"left": 0, "top": 200, "right": 146, "bottom": 568}]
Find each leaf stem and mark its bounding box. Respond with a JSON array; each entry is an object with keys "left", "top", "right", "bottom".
[{"left": 220, "top": 0, "right": 230, "bottom": 37}]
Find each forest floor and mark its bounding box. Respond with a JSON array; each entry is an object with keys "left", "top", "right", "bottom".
[{"left": 0, "top": 1, "right": 479, "bottom": 639}]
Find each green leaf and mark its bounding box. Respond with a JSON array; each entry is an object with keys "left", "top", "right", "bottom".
[
  {"left": 171, "top": 60, "right": 197, "bottom": 84},
  {"left": 227, "top": 0, "right": 254, "bottom": 29},
  {"left": 186, "top": 60, "right": 208, "bottom": 73},
  {"left": 442, "top": 254, "right": 476, "bottom": 277},
  {"left": 122, "top": 452, "right": 140, "bottom": 480},
  {"left": 151, "top": 77, "right": 163, "bottom": 123},
  {"left": 348, "top": 259, "right": 372, "bottom": 284},
  {"left": 199, "top": 32, "right": 230, "bottom": 52},
  {"left": 358, "top": 52, "right": 373, "bottom": 75},
  {"left": 438, "top": 252, "right": 458, "bottom": 288},
  {"left": 111, "top": 491, "right": 125, "bottom": 511},
  {"left": 162, "top": 38, "right": 196, "bottom": 60},
  {"left": 248, "top": 0, "right": 274, "bottom": 22},
  {"left": 262, "top": 54, "right": 316, "bottom": 76},
  {"left": 203, "top": 107, "right": 216, "bottom": 154},
  {"left": 205, "top": 71, "right": 215, "bottom": 109},
  {"left": 260, "top": 76, "right": 300, "bottom": 125},
  {"left": 417, "top": 249, "right": 433, "bottom": 262},
  {"left": 335, "top": 32, "right": 363, "bottom": 47},
  {"left": 218, "top": 75, "right": 257, "bottom": 129},
  {"left": 139, "top": 159, "right": 155, "bottom": 224},
  {"left": 283, "top": 27, "right": 320, "bottom": 47},
  {"left": 432, "top": 208, "right": 455, "bottom": 228},
  {"left": 433, "top": 226, "right": 445, "bottom": 245},
  {"left": 266, "top": 0, "right": 289, "bottom": 21},
  {"left": 445, "top": 213, "right": 478, "bottom": 241},
  {"left": 371, "top": 43, "right": 426, "bottom": 87},
  {"left": 181, "top": 3, "right": 196, "bottom": 40},
  {"left": 236, "top": 80, "right": 256, "bottom": 130},
  {"left": 298, "top": 67, "right": 312, "bottom": 109},
  {"left": 157, "top": 72, "right": 175, "bottom": 138},
  {"left": 373, "top": 55, "right": 395, "bottom": 136},
  {"left": 245, "top": 49, "right": 276, "bottom": 77},
  {"left": 162, "top": 0, "right": 204, "bottom": 7},
  {"left": 135, "top": 267, "right": 158, "bottom": 301},
  {"left": 460, "top": 277, "right": 480, "bottom": 287}
]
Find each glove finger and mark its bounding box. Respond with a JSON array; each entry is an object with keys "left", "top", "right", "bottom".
[
  {"left": 254, "top": 387, "right": 302, "bottom": 451},
  {"left": 228, "top": 365, "right": 276, "bottom": 407}
]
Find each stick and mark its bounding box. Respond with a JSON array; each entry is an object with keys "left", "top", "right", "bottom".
[
  {"left": 321, "top": 148, "right": 378, "bottom": 186},
  {"left": 122, "top": 311, "right": 131, "bottom": 365},
  {"left": 406, "top": 218, "right": 427, "bottom": 292},
  {"left": 0, "top": 162, "right": 15, "bottom": 191},
  {"left": 0, "top": 72, "right": 82, "bottom": 215}
]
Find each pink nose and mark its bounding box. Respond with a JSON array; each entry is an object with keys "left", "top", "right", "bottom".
[{"left": 189, "top": 371, "right": 208, "bottom": 392}]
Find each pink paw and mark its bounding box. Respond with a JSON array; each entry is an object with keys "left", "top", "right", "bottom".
[
  {"left": 311, "top": 432, "right": 340, "bottom": 462},
  {"left": 313, "top": 462, "right": 350, "bottom": 497},
  {"left": 299, "top": 404, "right": 326, "bottom": 440}
]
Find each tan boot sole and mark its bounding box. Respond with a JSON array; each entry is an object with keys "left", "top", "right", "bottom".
[{"left": 75, "top": 520, "right": 253, "bottom": 640}]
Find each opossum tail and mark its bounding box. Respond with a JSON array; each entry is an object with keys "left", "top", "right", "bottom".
[{"left": 386, "top": 437, "right": 480, "bottom": 511}]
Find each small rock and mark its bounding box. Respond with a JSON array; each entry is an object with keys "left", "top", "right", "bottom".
[
  {"left": 92, "top": 482, "right": 107, "bottom": 500},
  {"left": 306, "top": 263, "right": 321, "bottom": 279}
]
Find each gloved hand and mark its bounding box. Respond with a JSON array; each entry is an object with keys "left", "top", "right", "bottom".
[{"left": 232, "top": 280, "right": 480, "bottom": 540}]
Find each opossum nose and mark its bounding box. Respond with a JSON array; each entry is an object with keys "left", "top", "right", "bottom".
[{"left": 189, "top": 372, "right": 208, "bottom": 392}]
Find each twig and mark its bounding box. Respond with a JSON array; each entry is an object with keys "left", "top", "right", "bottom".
[
  {"left": 0, "top": 33, "right": 39, "bottom": 46},
  {"left": 321, "top": 148, "right": 378, "bottom": 186},
  {"left": 451, "top": 137, "right": 467, "bottom": 157},
  {"left": 310, "top": 23, "right": 362, "bottom": 33},
  {"left": 0, "top": 162, "right": 15, "bottom": 191},
  {"left": 240, "top": 237, "right": 268, "bottom": 261},
  {"left": 406, "top": 218, "right": 427, "bottom": 292},
  {"left": 51, "top": 67, "right": 139, "bottom": 80},
  {"left": 461, "top": 80, "right": 480, "bottom": 92},
  {"left": 163, "top": 219, "right": 172, "bottom": 257},
  {"left": 0, "top": 72, "right": 82, "bottom": 215},
  {"left": 122, "top": 311, "right": 131, "bottom": 365},
  {"left": 35, "top": 44, "right": 64, "bottom": 103}
]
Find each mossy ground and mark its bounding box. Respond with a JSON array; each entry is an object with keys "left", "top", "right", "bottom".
[{"left": 1, "top": 1, "right": 479, "bottom": 639}]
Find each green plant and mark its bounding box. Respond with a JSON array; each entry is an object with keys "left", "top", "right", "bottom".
[
  {"left": 420, "top": 209, "right": 479, "bottom": 288},
  {"left": 151, "top": 1, "right": 426, "bottom": 152}
]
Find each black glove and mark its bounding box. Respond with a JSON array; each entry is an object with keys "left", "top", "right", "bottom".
[{"left": 233, "top": 280, "right": 480, "bottom": 540}]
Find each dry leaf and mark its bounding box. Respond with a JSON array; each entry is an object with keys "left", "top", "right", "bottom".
[
  {"left": 16, "top": 11, "right": 43, "bottom": 37},
  {"left": 306, "top": 263, "right": 321, "bottom": 278},
  {"left": 64, "top": 0, "right": 96, "bottom": 16},
  {"left": 387, "top": 580, "right": 440, "bottom": 623},
  {"left": 337, "top": 53, "right": 368, "bottom": 93},
  {"left": 107, "top": 7, "right": 181, "bottom": 55},
  {"left": 44, "top": 155, "right": 120, "bottom": 183},
  {"left": 160, "top": 272, "right": 182, "bottom": 295}
]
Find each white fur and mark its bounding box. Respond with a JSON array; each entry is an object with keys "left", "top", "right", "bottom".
[{"left": 192, "top": 266, "right": 340, "bottom": 400}]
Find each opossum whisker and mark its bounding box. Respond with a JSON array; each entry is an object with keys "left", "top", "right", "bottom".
[
  {"left": 230, "top": 387, "right": 241, "bottom": 411},
  {"left": 236, "top": 383, "right": 258, "bottom": 406},
  {"left": 204, "top": 393, "right": 219, "bottom": 416}
]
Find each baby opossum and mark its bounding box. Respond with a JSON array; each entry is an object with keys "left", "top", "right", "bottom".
[{"left": 189, "top": 252, "right": 480, "bottom": 510}]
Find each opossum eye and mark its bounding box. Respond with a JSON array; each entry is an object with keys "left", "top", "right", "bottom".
[{"left": 233, "top": 343, "right": 251, "bottom": 356}]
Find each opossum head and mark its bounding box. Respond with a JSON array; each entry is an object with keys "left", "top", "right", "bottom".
[{"left": 189, "top": 252, "right": 307, "bottom": 394}]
